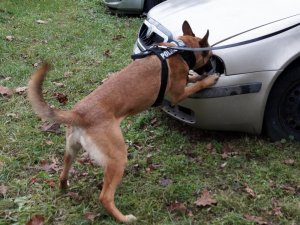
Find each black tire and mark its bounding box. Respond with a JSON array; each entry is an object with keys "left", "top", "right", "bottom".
[{"left": 264, "top": 66, "right": 300, "bottom": 141}]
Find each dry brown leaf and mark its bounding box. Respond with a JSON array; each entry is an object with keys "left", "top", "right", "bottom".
[
  {"left": 15, "top": 86, "right": 27, "bottom": 95},
  {"left": 53, "top": 92, "right": 68, "bottom": 105},
  {"left": 26, "top": 214, "right": 45, "bottom": 225},
  {"left": 39, "top": 158, "right": 60, "bottom": 173},
  {"left": 244, "top": 214, "right": 268, "bottom": 225},
  {"left": 1, "top": 76, "right": 12, "bottom": 81},
  {"left": 0, "top": 85, "right": 13, "bottom": 97},
  {"left": 29, "top": 176, "right": 39, "bottom": 186},
  {"left": 221, "top": 144, "right": 238, "bottom": 159},
  {"left": 206, "top": 143, "right": 216, "bottom": 154},
  {"left": 45, "top": 179, "right": 56, "bottom": 188},
  {"left": 281, "top": 184, "right": 296, "bottom": 193},
  {"left": 52, "top": 82, "right": 65, "bottom": 87},
  {"left": 64, "top": 71, "right": 73, "bottom": 77},
  {"left": 45, "top": 140, "right": 54, "bottom": 145},
  {"left": 5, "top": 35, "right": 14, "bottom": 41},
  {"left": 39, "top": 122, "right": 62, "bottom": 134},
  {"left": 283, "top": 159, "right": 295, "bottom": 165},
  {"left": 66, "top": 191, "right": 82, "bottom": 201},
  {"left": 159, "top": 178, "right": 173, "bottom": 186},
  {"left": 112, "top": 34, "right": 125, "bottom": 41},
  {"left": 36, "top": 19, "right": 48, "bottom": 24},
  {"left": 84, "top": 212, "right": 98, "bottom": 221},
  {"left": 168, "top": 201, "right": 187, "bottom": 214},
  {"left": 103, "top": 49, "right": 112, "bottom": 58},
  {"left": 244, "top": 183, "right": 256, "bottom": 198},
  {"left": 194, "top": 189, "right": 217, "bottom": 207},
  {"left": 6, "top": 113, "right": 18, "bottom": 119},
  {"left": 0, "top": 184, "right": 8, "bottom": 196},
  {"left": 33, "top": 60, "right": 42, "bottom": 67}
]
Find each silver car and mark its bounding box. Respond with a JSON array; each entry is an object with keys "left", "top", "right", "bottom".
[{"left": 133, "top": 0, "right": 300, "bottom": 141}]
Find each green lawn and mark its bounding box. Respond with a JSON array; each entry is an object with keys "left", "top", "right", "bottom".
[{"left": 0, "top": 1, "right": 299, "bottom": 224}]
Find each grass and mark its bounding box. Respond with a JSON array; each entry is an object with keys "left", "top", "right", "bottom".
[{"left": 0, "top": 0, "right": 299, "bottom": 224}]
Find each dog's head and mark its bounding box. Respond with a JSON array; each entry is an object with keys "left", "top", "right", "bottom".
[{"left": 179, "top": 21, "right": 212, "bottom": 73}]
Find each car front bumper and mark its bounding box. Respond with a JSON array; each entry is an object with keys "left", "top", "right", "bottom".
[{"left": 161, "top": 70, "right": 279, "bottom": 134}]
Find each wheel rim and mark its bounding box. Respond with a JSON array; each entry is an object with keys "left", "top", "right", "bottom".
[{"left": 280, "top": 81, "right": 300, "bottom": 135}]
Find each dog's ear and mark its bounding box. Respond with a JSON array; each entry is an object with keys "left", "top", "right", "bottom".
[
  {"left": 200, "top": 29, "right": 209, "bottom": 46},
  {"left": 182, "top": 21, "right": 195, "bottom": 37}
]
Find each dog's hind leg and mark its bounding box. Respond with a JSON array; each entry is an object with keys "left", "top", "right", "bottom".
[
  {"left": 59, "top": 127, "right": 82, "bottom": 190},
  {"left": 86, "top": 124, "right": 137, "bottom": 223}
]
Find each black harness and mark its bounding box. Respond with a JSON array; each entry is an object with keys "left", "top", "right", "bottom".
[{"left": 131, "top": 40, "right": 196, "bottom": 107}]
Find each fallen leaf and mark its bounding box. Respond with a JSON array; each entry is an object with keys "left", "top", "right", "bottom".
[
  {"left": 220, "top": 162, "right": 227, "bottom": 168},
  {"left": 206, "top": 143, "right": 216, "bottom": 154},
  {"left": 5, "top": 35, "right": 14, "bottom": 41},
  {"left": 244, "top": 214, "right": 268, "bottom": 225},
  {"left": 281, "top": 184, "right": 295, "bottom": 193},
  {"left": 194, "top": 189, "right": 217, "bottom": 207},
  {"left": 64, "top": 71, "right": 73, "bottom": 77},
  {"left": 33, "top": 60, "right": 42, "bottom": 67},
  {"left": 77, "top": 152, "right": 93, "bottom": 165},
  {"left": 45, "top": 179, "right": 56, "bottom": 188},
  {"left": 39, "top": 122, "right": 62, "bottom": 134},
  {"left": 103, "top": 49, "right": 112, "bottom": 58},
  {"left": 150, "top": 117, "right": 157, "bottom": 125},
  {"left": 168, "top": 201, "right": 187, "bottom": 214},
  {"left": 26, "top": 214, "right": 45, "bottom": 225},
  {"left": 53, "top": 92, "right": 68, "bottom": 105},
  {"left": 52, "top": 82, "right": 65, "bottom": 87},
  {"left": 15, "top": 86, "right": 27, "bottom": 95},
  {"left": 45, "top": 140, "right": 54, "bottom": 145},
  {"left": 66, "top": 192, "right": 82, "bottom": 201},
  {"left": 146, "top": 164, "right": 161, "bottom": 173},
  {"left": 159, "top": 178, "right": 173, "bottom": 186},
  {"left": 6, "top": 113, "right": 18, "bottom": 119},
  {"left": 36, "top": 19, "right": 48, "bottom": 24},
  {"left": 244, "top": 183, "right": 256, "bottom": 198},
  {"left": 84, "top": 212, "right": 98, "bottom": 221},
  {"left": 112, "top": 34, "right": 125, "bottom": 41},
  {"left": 1, "top": 76, "right": 12, "bottom": 81},
  {"left": 283, "top": 159, "right": 295, "bottom": 165},
  {"left": 221, "top": 144, "right": 238, "bottom": 159},
  {"left": 39, "top": 158, "right": 60, "bottom": 173},
  {"left": 0, "top": 85, "right": 13, "bottom": 97},
  {"left": 0, "top": 184, "right": 8, "bottom": 196},
  {"left": 29, "top": 177, "right": 39, "bottom": 186}
]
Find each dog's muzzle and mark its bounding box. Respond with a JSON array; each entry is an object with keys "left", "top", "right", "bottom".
[{"left": 194, "top": 58, "right": 213, "bottom": 75}]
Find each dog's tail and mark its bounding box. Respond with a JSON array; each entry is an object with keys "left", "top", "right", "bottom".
[{"left": 28, "top": 63, "right": 85, "bottom": 126}]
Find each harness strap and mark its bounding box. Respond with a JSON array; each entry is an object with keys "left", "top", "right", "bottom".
[
  {"left": 179, "top": 51, "right": 196, "bottom": 69},
  {"left": 131, "top": 40, "right": 196, "bottom": 107},
  {"left": 149, "top": 48, "right": 169, "bottom": 107}
]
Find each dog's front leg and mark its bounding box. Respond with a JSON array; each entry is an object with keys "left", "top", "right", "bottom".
[
  {"left": 171, "top": 73, "right": 219, "bottom": 105},
  {"left": 188, "top": 70, "right": 208, "bottom": 83}
]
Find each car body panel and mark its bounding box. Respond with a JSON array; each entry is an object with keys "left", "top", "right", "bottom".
[
  {"left": 215, "top": 18, "right": 300, "bottom": 75},
  {"left": 148, "top": 0, "right": 300, "bottom": 45},
  {"left": 104, "top": 0, "right": 145, "bottom": 14}
]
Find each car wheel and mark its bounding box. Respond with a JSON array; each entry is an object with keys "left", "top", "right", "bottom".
[{"left": 264, "top": 66, "right": 300, "bottom": 141}]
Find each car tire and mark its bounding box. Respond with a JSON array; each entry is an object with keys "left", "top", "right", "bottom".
[{"left": 264, "top": 65, "right": 300, "bottom": 141}]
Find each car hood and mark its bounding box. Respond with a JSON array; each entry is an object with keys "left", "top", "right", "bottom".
[{"left": 148, "top": 0, "right": 300, "bottom": 45}]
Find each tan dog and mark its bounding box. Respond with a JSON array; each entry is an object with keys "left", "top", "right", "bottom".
[{"left": 28, "top": 21, "right": 219, "bottom": 223}]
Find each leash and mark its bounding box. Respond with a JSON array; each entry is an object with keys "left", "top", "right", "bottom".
[{"left": 160, "top": 22, "right": 300, "bottom": 52}]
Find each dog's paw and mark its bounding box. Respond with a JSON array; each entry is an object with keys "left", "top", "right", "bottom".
[
  {"left": 59, "top": 179, "right": 69, "bottom": 190},
  {"left": 124, "top": 214, "right": 137, "bottom": 223},
  {"left": 203, "top": 73, "right": 220, "bottom": 86}
]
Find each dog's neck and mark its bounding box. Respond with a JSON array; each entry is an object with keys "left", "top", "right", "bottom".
[{"left": 167, "top": 39, "right": 196, "bottom": 70}]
